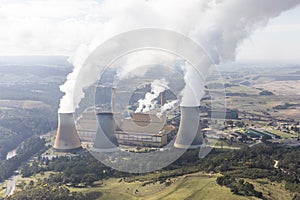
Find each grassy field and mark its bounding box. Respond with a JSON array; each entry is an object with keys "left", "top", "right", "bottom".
[
  {"left": 67, "top": 172, "right": 258, "bottom": 200},
  {"left": 0, "top": 181, "right": 7, "bottom": 197},
  {"left": 5, "top": 165, "right": 296, "bottom": 200},
  {"left": 267, "top": 129, "right": 296, "bottom": 139},
  {"left": 146, "top": 174, "right": 257, "bottom": 200},
  {"left": 15, "top": 171, "right": 54, "bottom": 190},
  {"left": 226, "top": 85, "right": 260, "bottom": 95},
  {"left": 65, "top": 172, "right": 298, "bottom": 200},
  {"left": 0, "top": 100, "right": 49, "bottom": 109},
  {"left": 207, "top": 139, "right": 244, "bottom": 149}
]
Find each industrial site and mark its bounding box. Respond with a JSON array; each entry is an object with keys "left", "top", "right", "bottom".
[
  {"left": 1, "top": 57, "right": 300, "bottom": 200},
  {"left": 54, "top": 84, "right": 204, "bottom": 153},
  {"left": 52, "top": 70, "right": 300, "bottom": 156},
  {"left": 0, "top": 0, "right": 300, "bottom": 199}
]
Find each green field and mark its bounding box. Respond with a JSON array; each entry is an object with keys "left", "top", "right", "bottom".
[
  {"left": 66, "top": 172, "right": 258, "bottom": 200},
  {"left": 0, "top": 181, "right": 7, "bottom": 197},
  {"left": 15, "top": 171, "right": 54, "bottom": 190},
  {"left": 16, "top": 168, "right": 296, "bottom": 200},
  {"left": 267, "top": 129, "right": 296, "bottom": 139}
]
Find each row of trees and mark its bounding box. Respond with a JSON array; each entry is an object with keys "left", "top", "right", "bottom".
[
  {"left": 21, "top": 151, "right": 129, "bottom": 187},
  {"left": 6, "top": 181, "right": 101, "bottom": 200},
  {"left": 217, "top": 176, "right": 263, "bottom": 199}
]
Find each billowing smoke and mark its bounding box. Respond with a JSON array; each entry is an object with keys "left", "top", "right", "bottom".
[
  {"left": 161, "top": 100, "right": 178, "bottom": 112},
  {"left": 114, "top": 51, "right": 176, "bottom": 80},
  {"left": 157, "top": 100, "right": 178, "bottom": 118},
  {"left": 59, "top": 44, "right": 94, "bottom": 113},
  {"left": 135, "top": 79, "right": 169, "bottom": 113},
  {"left": 58, "top": 0, "right": 300, "bottom": 113}
]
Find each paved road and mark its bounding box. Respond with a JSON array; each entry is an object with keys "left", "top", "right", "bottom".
[
  {"left": 249, "top": 140, "right": 262, "bottom": 148},
  {"left": 274, "top": 160, "right": 279, "bottom": 169},
  {"left": 4, "top": 174, "right": 20, "bottom": 197}
]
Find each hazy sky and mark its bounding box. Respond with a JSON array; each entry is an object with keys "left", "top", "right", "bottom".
[
  {"left": 0, "top": 0, "right": 299, "bottom": 62},
  {"left": 237, "top": 6, "right": 300, "bottom": 62}
]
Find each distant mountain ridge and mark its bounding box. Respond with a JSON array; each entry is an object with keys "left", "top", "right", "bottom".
[{"left": 0, "top": 56, "right": 71, "bottom": 66}]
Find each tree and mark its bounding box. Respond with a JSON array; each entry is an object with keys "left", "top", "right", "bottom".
[{"left": 82, "top": 174, "right": 97, "bottom": 186}]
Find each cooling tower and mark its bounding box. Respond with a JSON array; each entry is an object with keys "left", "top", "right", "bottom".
[
  {"left": 174, "top": 106, "right": 203, "bottom": 149},
  {"left": 53, "top": 113, "right": 82, "bottom": 152},
  {"left": 92, "top": 112, "right": 119, "bottom": 152}
]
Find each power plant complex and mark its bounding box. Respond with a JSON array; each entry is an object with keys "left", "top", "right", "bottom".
[{"left": 53, "top": 87, "right": 205, "bottom": 152}]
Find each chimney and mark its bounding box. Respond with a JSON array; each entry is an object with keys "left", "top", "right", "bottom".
[
  {"left": 92, "top": 112, "right": 119, "bottom": 152},
  {"left": 53, "top": 113, "right": 82, "bottom": 152},
  {"left": 111, "top": 87, "right": 116, "bottom": 112},
  {"left": 174, "top": 106, "right": 203, "bottom": 149},
  {"left": 160, "top": 91, "right": 166, "bottom": 106}
]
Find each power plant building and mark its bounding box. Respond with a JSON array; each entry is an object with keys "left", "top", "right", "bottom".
[
  {"left": 116, "top": 112, "right": 173, "bottom": 147},
  {"left": 75, "top": 108, "right": 174, "bottom": 148},
  {"left": 76, "top": 109, "right": 98, "bottom": 142},
  {"left": 116, "top": 131, "right": 169, "bottom": 147},
  {"left": 54, "top": 87, "right": 204, "bottom": 151}
]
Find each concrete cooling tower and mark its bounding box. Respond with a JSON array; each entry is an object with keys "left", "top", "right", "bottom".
[
  {"left": 174, "top": 106, "right": 204, "bottom": 149},
  {"left": 92, "top": 112, "right": 119, "bottom": 152},
  {"left": 53, "top": 113, "right": 82, "bottom": 152}
]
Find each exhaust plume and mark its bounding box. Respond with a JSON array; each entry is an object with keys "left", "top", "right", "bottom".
[
  {"left": 135, "top": 78, "right": 169, "bottom": 113},
  {"left": 58, "top": 0, "right": 300, "bottom": 113}
]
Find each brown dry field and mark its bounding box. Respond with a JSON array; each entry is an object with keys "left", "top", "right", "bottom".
[
  {"left": 254, "top": 80, "right": 300, "bottom": 96},
  {"left": 0, "top": 100, "right": 49, "bottom": 109}
]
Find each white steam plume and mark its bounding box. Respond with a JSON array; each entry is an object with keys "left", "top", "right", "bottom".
[
  {"left": 135, "top": 78, "right": 169, "bottom": 113},
  {"left": 156, "top": 100, "right": 178, "bottom": 118},
  {"left": 114, "top": 50, "right": 176, "bottom": 80},
  {"left": 58, "top": 0, "right": 300, "bottom": 113}
]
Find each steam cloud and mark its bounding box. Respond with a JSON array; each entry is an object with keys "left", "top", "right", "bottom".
[
  {"left": 58, "top": 0, "right": 300, "bottom": 113},
  {"left": 135, "top": 79, "right": 169, "bottom": 113}
]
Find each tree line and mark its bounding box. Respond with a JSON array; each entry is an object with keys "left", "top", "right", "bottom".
[
  {"left": 0, "top": 107, "right": 57, "bottom": 160},
  {"left": 5, "top": 182, "right": 101, "bottom": 200}
]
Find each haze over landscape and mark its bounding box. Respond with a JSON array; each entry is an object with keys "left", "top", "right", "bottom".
[{"left": 0, "top": 0, "right": 300, "bottom": 200}]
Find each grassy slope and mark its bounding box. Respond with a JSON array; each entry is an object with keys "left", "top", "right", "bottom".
[
  {"left": 146, "top": 174, "right": 257, "bottom": 200},
  {"left": 68, "top": 173, "right": 258, "bottom": 200},
  {"left": 0, "top": 181, "right": 7, "bottom": 197},
  {"left": 10, "top": 161, "right": 296, "bottom": 200},
  {"left": 268, "top": 129, "right": 296, "bottom": 139}
]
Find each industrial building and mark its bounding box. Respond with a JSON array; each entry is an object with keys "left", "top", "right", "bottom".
[
  {"left": 54, "top": 86, "right": 206, "bottom": 152},
  {"left": 76, "top": 108, "right": 97, "bottom": 142},
  {"left": 115, "top": 112, "right": 174, "bottom": 147},
  {"left": 75, "top": 108, "right": 175, "bottom": 148}
]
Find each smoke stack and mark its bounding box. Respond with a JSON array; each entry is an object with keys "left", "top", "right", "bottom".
[
  {"left": 112, "top": 87, "right": 116, "bottom": 112},
  {"left": 53, "top": 113, "right": 82, "bottom": 152},
  {"left": 174, "top": 106, "right": 203, "bottom": 149},
  {"left": 160, "top": 91, "right": 166, "bottom": 106},
  {"left": 92, "top": 112, "right": 119, "bottom": 152}
]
